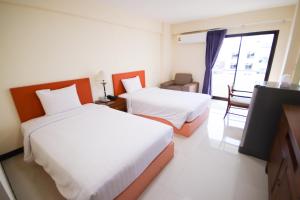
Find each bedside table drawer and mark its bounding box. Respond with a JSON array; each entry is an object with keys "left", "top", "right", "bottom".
[
  {"left": 94, "top": 97, "right": 127, "bottom": 112},
  {"left": 111, "top": 104, "right": 127, "bottom": 112}
]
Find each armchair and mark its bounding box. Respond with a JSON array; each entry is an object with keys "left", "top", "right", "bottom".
[{"left": 160, "top": 73, "right": 199, "bottom": 92}]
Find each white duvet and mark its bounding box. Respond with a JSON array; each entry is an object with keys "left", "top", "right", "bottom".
[
  {"left": 21, "top": 104, "right": 173, "bottom": 200},
  {"left": 119, "top": 88, "right": 211, "bottom": 129}
]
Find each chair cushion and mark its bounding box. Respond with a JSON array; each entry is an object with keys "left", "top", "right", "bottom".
[
  {"left": 231, "top": 96, "right": 251, "bottom": 107},
  {"left": 182, "top": 83, "right": 199, "bottom": 92},
  {"left": 164, "top": 85, "right": 183, "bottom": 91},
  {"left": 174, "top": 73, "right": 193, "bottom": 85}
]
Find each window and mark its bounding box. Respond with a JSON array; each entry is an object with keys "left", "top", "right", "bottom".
[{"left": 211, "top": 31, "right": 279, "bottom": 98}]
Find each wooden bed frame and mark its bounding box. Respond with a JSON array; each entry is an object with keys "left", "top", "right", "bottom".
[
  {"left": 112, "top": 70, "right": 209, "bottom": 137},
  {"left": 10, "top": 78, "right": 174, "bottom": 200}
]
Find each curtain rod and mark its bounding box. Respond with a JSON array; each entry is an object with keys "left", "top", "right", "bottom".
[
  {"left": 180, "top": 30, "right": 209, "bottom": 35},
  {"left": 178, "top": 19, "right": 290, "bottom": 35}
]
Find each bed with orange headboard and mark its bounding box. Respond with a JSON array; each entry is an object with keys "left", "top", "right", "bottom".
[
  {"left": 9, "top": 77, "right": 173, "bottom": 200},
  {"left": 112, "top": 70, "right": 146, "bottom": 96},
  {"left": 112, "top": 70, "right": 209, "bottom": 137}
]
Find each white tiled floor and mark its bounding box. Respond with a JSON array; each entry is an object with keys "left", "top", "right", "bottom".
[
  {"left": 139, "top": 100, "right": 268, "bottom": 200},
  {"left": 2, "top": 100, "right": 268, "bottom": 200}
]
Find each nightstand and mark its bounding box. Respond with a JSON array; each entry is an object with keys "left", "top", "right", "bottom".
[{"left": 94, "top": 97, "right": 127, "bottom": 112}]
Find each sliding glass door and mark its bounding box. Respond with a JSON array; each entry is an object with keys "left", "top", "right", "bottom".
[{"left": 211, "top": 31, "right": 278, "bottom": 98}]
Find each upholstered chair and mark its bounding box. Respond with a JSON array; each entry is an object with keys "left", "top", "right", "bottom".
[{"left": 160, "top": 73, "right": 199, "bottom": 92}]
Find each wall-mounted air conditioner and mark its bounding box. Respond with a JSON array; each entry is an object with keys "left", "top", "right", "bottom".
[{"left": 177, "top": 32, "right": 207, "bottom": 44}]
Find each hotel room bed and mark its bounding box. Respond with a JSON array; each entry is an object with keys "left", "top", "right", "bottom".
[
  {"left": 10, "top": 78, "right": 174, "bottom": 200},
  {"left": 112, "top": 70, "right": 211, "bottom": 137},
  {"left": 22, "top": 104, "right": 172, "bottom": 200},
  {"left": 119, "top": 87, "right": 210, "bottom": 129}
]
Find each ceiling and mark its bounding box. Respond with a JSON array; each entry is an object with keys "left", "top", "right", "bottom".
[{"left": 96, "top": 0, "right": 297, "bottom": 23}]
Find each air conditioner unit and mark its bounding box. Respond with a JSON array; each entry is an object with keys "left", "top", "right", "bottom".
[{"left": 177, "top": 32, "right": 207, "bottom": 44}]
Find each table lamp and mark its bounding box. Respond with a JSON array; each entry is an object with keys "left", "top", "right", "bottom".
[{"left": 96, "top": 70, "right": 109, "bottom": 102}]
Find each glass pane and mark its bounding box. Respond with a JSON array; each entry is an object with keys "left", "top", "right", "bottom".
[
  {"left": 212, "top": 37, "right": 241, "bottom": 97},
  {"left": 234, "top": 34, "right": 274, "bottom": 91}
]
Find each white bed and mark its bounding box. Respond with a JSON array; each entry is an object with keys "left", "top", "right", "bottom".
[
  {"left": 119, "top": 87, "right": 211, "bottom": 129},
  {"left": 21, "top": 104, "right": 173, "bottom": 200}
]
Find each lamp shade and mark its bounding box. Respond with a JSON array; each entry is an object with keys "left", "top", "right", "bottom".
[{"left": 96, "top": 70, "right": 107, "bottom": 82}]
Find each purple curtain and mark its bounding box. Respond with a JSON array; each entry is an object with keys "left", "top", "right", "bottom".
[{"left": 202, "top": 29, "right": 227, "bottom": 95}]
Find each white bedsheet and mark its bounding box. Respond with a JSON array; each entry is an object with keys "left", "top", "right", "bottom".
[
  {"left": 119, "top": 87, "right": 211, "bottom": 129},
  {"left": 21, "top": 104, "right": 173, "bottom": 200}
]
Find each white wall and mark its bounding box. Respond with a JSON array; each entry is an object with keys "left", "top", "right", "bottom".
[
  {"left": 160, "top": 23, "right": 173, "bottom": 82},
  {"left": 171, "top": 6, "right": 295, "bottom": 90},
  {"left": 283, "top": 1, "right": 300, "bottom": 83},
  {"left": 0, "top": 1, "right": 172, "bottom": 154},
  {"left": 172, "top": 41, "right": 206, "bottom": 90}
]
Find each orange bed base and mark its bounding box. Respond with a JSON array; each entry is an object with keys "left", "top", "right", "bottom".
[
  {"left": 115, "top": 142, "right": 174, "bottom": 200},
  {"left": 138, "top": 108, "right": 209, "bottom": 137}
]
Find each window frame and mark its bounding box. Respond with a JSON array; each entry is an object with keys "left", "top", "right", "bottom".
[{"left": 212, "top": 30, "right": 279, "bottom": 99}]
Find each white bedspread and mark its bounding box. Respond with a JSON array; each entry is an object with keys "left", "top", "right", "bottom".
[
  {"left": 119, "top": 88, "right": 211, "bottom": 129},
  {"left": 21, "top": 104, "right": 173, "bottom": 200}
]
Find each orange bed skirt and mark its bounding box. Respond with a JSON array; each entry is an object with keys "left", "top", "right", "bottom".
[
  {"left": 138, "top": 108, "right": 209, "bottom": 137},
  {"left": 115, "top": 142, "right": 174, "bottom": 200}
]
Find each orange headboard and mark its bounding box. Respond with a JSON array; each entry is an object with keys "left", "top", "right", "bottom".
[
  {"left": 10, "top": 78, "right": 93, "bottom": 122},
  {"left": 112, "top": 70, "right": 145, "bottom": 96}
]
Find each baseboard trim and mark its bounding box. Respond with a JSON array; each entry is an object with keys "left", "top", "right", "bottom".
[{"left": 0, "top": 148, "right": 23, "bottom": 161}]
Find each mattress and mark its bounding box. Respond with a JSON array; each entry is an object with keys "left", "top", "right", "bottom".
[
  {"left": 119, "top": 87, "right": 211, "bottom": 129},
  {"left": 21, "top": 104, "right": 173, "bottom": 200}
]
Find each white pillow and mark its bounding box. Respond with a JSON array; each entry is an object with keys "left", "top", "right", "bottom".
[
  {"left": 118, "top": 93, "right": 130, "bottom": 99},
  {"left": 36, "top": 84, "right": 82, "bottom": 115},
  {"left": 121, "top": 76, "right": 142, "bottom": 93}
]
